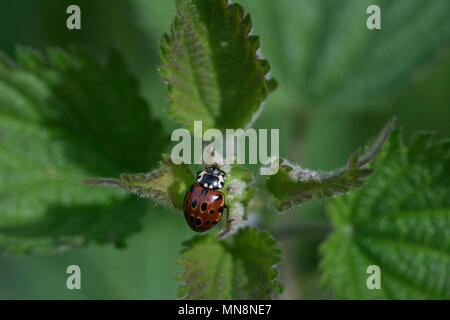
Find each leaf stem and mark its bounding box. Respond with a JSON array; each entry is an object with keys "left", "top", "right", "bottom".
[{"left": 358, "top": 116, "right": 396, "bottom": 166}]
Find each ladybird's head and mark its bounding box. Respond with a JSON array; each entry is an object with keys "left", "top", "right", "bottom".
[
  {"left": 196, "top": 164, "right": 226, "bottom": 190},
  {"left": 206, "top": 163, "right": 225, "bottom": 175}
]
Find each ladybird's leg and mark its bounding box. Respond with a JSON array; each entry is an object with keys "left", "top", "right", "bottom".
[{"left": 224, "top": 204, "right": 234, "bottom": 223}]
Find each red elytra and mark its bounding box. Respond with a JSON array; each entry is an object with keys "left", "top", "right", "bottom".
[{"left": 183, "top": 183, "right": 226, "bottom": 232}]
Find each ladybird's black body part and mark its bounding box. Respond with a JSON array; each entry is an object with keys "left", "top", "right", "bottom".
[
  {"left": 183, "top": 164, "right": 231, "bottom": 232},
  {"left": 195, "top": 164, "right": 226, "bottom": 190}
]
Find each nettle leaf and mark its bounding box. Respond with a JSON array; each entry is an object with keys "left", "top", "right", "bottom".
[
  {"left": 83, "top": 154, "right": 194, "bottom": 209},
  {"left": 0, "top": 197, "right": 148, "bottom": 254},
  {"left": 13, "top": 46, "right": 166, "bottom": 175},
  {"left": 159, "top": 0, "right": 276, "bottom": 131},
  {"left": 320, "top": 130, "right": 450, "bottom": 299},
  {"left": 0, "top": 48, "right": 166, "bottom": 254},
  {"left": 266, "top": 118, "right": 396, "bottom": 211},
  {"left": 175, "top": 227, "right": 283, "bottom": 299},
  {"left": 218, "top": 165, "right": 257, "bottom": 237}
]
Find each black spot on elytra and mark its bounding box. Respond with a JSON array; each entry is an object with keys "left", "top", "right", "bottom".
[
  {"left": 189, "top": 216, "right": 194, "bottom": 223},
  {"left": 196, "top": 218, "right": 202, "bottom": 225},
  {"left": 218, "top": 206, "right": 224, "bottom": 213},
  {"left": 201, "top": 202, "right": 208, "bottom": 211},
  {"left": 209, "top": 209, "right": 215, "bottom": 215},
  {"left": 201, "top": 188, "right": 208, "bottom": 195},
  {"left": 212, "top": 221, "right": 218, "bottom": 225},
  {"left": 185, "top": 199, "right": 189, "bottom": 207},
  {"left": 190, "top": 185, "right": 195, "bottom": 192},
  {"left": 214, "top": 194, "right": 222, "bottom": 202},
  {"left": 205, "top": 220, "right": 210, "bottom": 225},
  {"left": 192, "top": 199, "right": 198, "bottom": 208}
]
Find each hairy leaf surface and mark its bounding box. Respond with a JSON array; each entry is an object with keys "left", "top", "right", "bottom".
[
  {"left": 84, "top": 154, "right": 194, "bottom": 209},
  {"left": 320, "top": 130, "right": 450, "bottom": 299},
  {"left": 159, "top": 0, "right": 276, "bottom": 131},
  {"left": 176, "top": 227, "right": 283, "bottom": 299},
  {"left": 266, "top": 118, "right": 395, "bottom": 211}
]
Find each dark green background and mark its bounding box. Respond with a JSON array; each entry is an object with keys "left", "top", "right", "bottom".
[{"left": 0, "top": 0, "right": 448, "bottom": 299}]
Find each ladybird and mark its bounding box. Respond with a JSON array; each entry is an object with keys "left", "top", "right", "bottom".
[{"left": 183, "top": 164, "right": 231, "bottom": 232}]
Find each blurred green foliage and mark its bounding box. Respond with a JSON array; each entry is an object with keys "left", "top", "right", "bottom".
[{"left": 0, "top": 0, "right": 449, "bottom": 299}]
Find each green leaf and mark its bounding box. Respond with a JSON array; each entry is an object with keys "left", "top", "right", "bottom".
[
  {"left": 0, "top": 47, "right": 166, "bottom": 254},
  {"left": 83, "top": 154, "right": 194, "bottom": 209},
  {"left": 175, "top": 227, "right": 283, "bottom": 299},
  {"left": 159, "top": 0, "right": 276, "bottom": 131},
  {"left": 212, "top": 164, "right": 256, "bottom": 237},
  {"left": 320, "top": 130, "right": 450, "bottom": 299},
  {"left": 265, "top": 118, "right": 396, "bottom": 211},
  {"left": 14, "top": 46, "right": 166, "bottom": 175},
  {"left": 240, "top": 0, "right": 450, "bottom": 109},
  {"left": 0, "top": 197, "right": 148, "bottom": 254}
]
